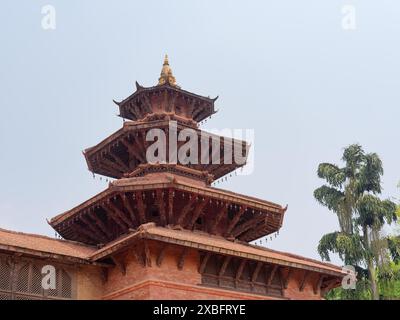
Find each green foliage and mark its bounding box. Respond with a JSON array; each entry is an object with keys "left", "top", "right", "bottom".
[
  {"left": 314, "top": 144, "right": 399, "bottom": 300},
  {"left": 314, "top": 186, "right": 344, "bottom": 213},
  {"left": 356, "top": 195, "right": 397, "bottom": 228},
  {"left": 317, "top": 163, "right": 346, "bottom": 188},
  {"left": 318, "top": 232, "right": 364, "bottom": 264}
]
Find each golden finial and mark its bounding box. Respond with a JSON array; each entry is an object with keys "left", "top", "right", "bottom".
[{"left": 158, "top": 54, "right": 178, "bottom": 87}]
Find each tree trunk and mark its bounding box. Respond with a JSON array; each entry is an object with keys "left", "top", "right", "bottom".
[
  {"left": 368, "top": 259, "right": 379, "bottom": 300},
  {"left": 363, "top": 226, "right": 379, "bottom": 300}
]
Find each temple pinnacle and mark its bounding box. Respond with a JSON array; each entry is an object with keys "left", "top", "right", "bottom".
[{"left": 158, "top": 54, "right": 178, "bottom": 87}]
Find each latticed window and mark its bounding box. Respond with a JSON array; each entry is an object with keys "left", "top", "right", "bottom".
[{"left": 0, "top": 254, "right": 75, "bottom": 300}]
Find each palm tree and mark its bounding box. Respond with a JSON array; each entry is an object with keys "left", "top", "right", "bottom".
[{"left": 314, "top": 144, "right": 397, "bottom": 299}]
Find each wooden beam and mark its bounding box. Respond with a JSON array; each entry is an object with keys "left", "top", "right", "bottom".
[
  {"left": 108, "top": 151, "right": 130, "bottom": 172},
  {"left": 71, "top": 223, "right": 100, "bottom": 243},
  {"left": 210, "top": 205, "right": 227, "bottom": 234},
  {"left": 97, "top": 162, "right": 122, "bottom": 178},
  {"left": 167, "top": 189, "right": 174, "bottom": 224},
  {"left": 102, "top": 157, "right": 125, "bottom": 175},
  {"left": 90, "top": 212, "right": 112, "bottom": 240},
  {"left": 122, "top": 193, "right": 136, "bottom": 224},
  {"left": 225, "top": 206, "right": 247, "bottom": 236},
  {"left": 239, "top": 221, "right": 269, "bottom": 242},
  {"left": 108, "top": 198, "right": 132, "bottom": 226},
  {"left": 187, "top": 199, "right": 208, "bottom": 229},
  {"left": 219, "top": 256, "right": 232, "bottom": 276},
  {"left": 132, "top": 244, "right": 145, "bottom": 267},
  {"left": 267, "top": 265, "right": 278, "bottom": 286},
  {"left": 299, "top": 270, "right": 310, "bottom": 292},
  {"left": 198, "top": 252, "right": 211, "bottom": 273},
  {"left": 235, "top": 260, "right": 246, "bottom": 288},
  {"left": 313, "top": 275, "right": 325, "bottom": 295},
  {"left": 79, "top": 216, "right": 108, "bottom": 242},
  {"left": 144, "top": 240, "right": 152, "bottom": 267},
  {"left": 111, "top": 255, "right": 126, "bottom": 276},
  {"left": 176, "top": 196, "right": 196, "bottom": 225},
  {"left": 121, "top": 138, "right": 145, "bottom": 163},
  {"left": 251, "top": 261, "right": 263, "bottom": 282},
  {"left": 101, "top": 203, "right": 128, "bottom": 231},
  {"left": 156, "top": 244, "right": 168, "bottom": 267},
  {"left": 135, "top": 192, "right": 147, "bottom": 224},
  {"left": 156, "top": 189, "right": 167, "bottom": 225},
  {"left": 177, "top": 248, "right": 188, "bottom": 270},
  {"left": 283, "top": 267, "right": 292, "bottom": 289},
  {"left": 231, "top": 214, "right": 266, "bottom": 238},
  {"left": 321, "top": 278, "right": 338, "bottom": 296}
]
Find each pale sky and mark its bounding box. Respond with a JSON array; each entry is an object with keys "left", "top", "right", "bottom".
[{"left": 1, "top": 1, "right": 399, "bottom": 264}]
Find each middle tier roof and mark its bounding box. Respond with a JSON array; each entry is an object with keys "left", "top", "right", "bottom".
[{"left": 84, "top": 119, "right": 249, "bottom": 181}]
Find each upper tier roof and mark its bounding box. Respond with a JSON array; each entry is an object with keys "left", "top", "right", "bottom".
[{"left": 114, "top": 56, "right": 217, "bottom": 123}]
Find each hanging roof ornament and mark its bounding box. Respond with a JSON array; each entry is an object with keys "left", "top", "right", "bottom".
[{"left": 158, "top": 54, "right": 179, "bottom": 87}]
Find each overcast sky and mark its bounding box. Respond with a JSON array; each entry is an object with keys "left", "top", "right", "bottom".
[{"left": 1, "top": 1, "right": 399, "bottom": 264}]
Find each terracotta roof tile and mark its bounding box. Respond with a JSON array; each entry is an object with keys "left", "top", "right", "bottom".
[{"left": 0, "top": 228, "right": 96, "bottom": 259}]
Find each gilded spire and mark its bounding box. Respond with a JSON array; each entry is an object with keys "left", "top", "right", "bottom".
[{"left": 158, "top": 54, "right": 178, "bottom": 87}]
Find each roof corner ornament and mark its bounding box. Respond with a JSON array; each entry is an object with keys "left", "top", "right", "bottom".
[
  {"left": 135, "top": 81, "right": 143, "bottom": 91},
  {"left": 158, "top": 54, "right": 179, "bottom": 88}
]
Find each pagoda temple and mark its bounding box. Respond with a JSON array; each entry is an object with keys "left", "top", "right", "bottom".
[{"left": 0, "top": 56, "right": 345, "bottom": 300}]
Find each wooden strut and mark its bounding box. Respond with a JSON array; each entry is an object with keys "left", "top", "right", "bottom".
[
  {"left": 89, "top": 212, "right": 112, "bottom": 240},
  {"left": 144, "top": 240, "right": 152, "bottom": 267},
  {"left": 225, "top": 206, "right": 247, "bottom": 236},
  {"left": 71, "top": 223, "right": 99, "bottom": 243},
  {"left": 235, "top": 260, "right": 246, "bottom": 288},
  {"left": 210, "top": 205, "right": 227, "bottom": 234},
  {"left": 101, "top": 203, "right": 129, "bottom": 232},
  {"left": 267, "top": 265, "right": 278, "bottom": 286},
  {"left": 132, "top": 244, "right": 145, "bottom": 267},
  {"left": 283, "top": 267, "right": 292, "bottom": 289},
  {"left": 231, "top": 214, "right": 266, "bottom": 238},
  {"left": 122, "top": 193, "right": 137, "bottom": 225},
  {"left": 121, "top": 137, "right": 146, "bottom": 163},
  {"left": 314, "top": 275, "right": 325, "bottom": 295},
  {"left": 79, "top": 216, "right": 108, "bottom": 242},
  {"left": 177, "top": 248, "right": 188, "bottom": 270},
  {"left": 111, "top": 255, "right": 126, "bottom": 276},
  {"left": 299, "top": 270, "right": 310, "bottom": 292},
  {"left": 219, "top": 256, "right": 232, "bottom": 276},
  {"left": 108, "top": 150, "right": 130, "bottom": 172},
  {"left": 176, "top": 196, "right": 197, "bottom": 225},
  {"left": 156, "top": 245, "right": 168, "bottom": 267},
  {"left": 108, "top": 198, "right": 132, "bottom": 226},
  {"left": 156, "top": 189, "right": 167, "bottom": 225},
  {"left": 167, "top": 189, "right": 174, "bottom": 224},
  {"left": 135, "top": 191, "right": 147, "bottom": 224},
  {"left": 198, "top": 252, "right": 211, "bottom": 273},
  {"left": 251, "top": 261, "right": 263, "bottom": 283},
  {"left": 102, "top": 157, "right": 125, "bottom": 175},
  {"left": 239, "top": 221, "right": 269, "bottom": 241},
  {"left": 97, "top": 162, "right": 122, "bottom": 178},
  {"left": 187, "top": 199, "right": 208, "bottom": 229}
]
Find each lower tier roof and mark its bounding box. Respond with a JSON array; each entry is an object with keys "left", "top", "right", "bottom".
[
  {"left": 49, "top": 172, "right": 286, "bottom": 245},
  {"left": 0, "top": 224, "right": 345, "bottom": 279}
]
